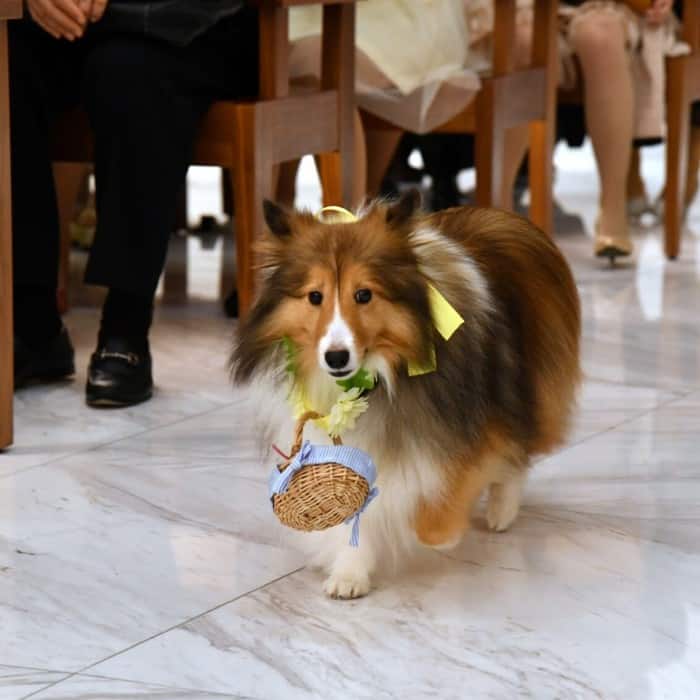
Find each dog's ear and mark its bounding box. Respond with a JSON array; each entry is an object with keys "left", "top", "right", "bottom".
[
  {"left": 263, "top": 199, "right": 292, "bottom": 238},
  {"left": 386, "top": 188, "right": 421, "bottom": 227}
]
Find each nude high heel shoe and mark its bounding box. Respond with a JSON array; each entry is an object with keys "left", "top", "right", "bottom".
[{"left": 594, "top": 219, "right": 633, "bottom": 265}]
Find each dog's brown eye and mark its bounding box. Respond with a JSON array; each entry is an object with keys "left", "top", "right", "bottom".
[
  {"left": 308, "top": 291, "right": 323, "bottom": 306},
  {"left": 355, "top": 289, "right": 372, "bottom": 304}
]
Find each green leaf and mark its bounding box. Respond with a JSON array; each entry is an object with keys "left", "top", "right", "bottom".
[
  {"left": 336, "top": 367, "right": 376, "bottom": 392},
  {"left": 281, "top": 337, "right": 298, "bottom": 375}
]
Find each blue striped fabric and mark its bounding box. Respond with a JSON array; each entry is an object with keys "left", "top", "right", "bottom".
[{"left": 269, "top": 441, "right": 379, "bottom": 546}]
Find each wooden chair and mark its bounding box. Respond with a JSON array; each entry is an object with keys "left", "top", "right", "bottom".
[
  {"left": 357, "top": 0, "right": 558, "bottom": 235},
  {"left": 51, "top": 0, "right": 357, "bottom": 317},
  {"left": 0, "top": 0, "right": 355, "bottom": 449},
  {"left": 0, "top": 0, "right": 22, "bottom": 450},
  {"left": 664, "top": 2, "right": 700, "bottom": 259}
]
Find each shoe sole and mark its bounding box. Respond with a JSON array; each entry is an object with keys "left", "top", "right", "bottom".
[
  {"left": 86, "top": 387, "right": 153, "bottom": 408},
  {"left": 596, "top": 246, "right": 632, "bottom": 265}
]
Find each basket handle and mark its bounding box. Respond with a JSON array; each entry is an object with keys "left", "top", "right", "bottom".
[{"left": 280, "top": 411, "right": 342, "bottom": 472}]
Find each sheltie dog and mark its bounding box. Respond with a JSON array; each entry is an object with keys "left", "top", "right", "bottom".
[{"left": 231, "top": 190, "right": 581, "bottom": 599}]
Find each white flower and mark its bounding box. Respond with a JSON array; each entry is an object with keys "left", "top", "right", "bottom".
[{"left": 326, "top": 388, "right": 369, "bottom": 437}]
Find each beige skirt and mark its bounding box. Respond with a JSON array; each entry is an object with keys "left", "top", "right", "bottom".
[{"left": 289, "top": 0, "right": 482, "bottom": 134}]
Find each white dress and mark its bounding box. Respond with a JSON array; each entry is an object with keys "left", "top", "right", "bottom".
[{"left": 289, "top": 0, "right": 482, "bottom": 133}]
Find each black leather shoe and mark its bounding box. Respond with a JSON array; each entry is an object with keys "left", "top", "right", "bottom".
[
  {"left": 86, "top": 338, "right": 153, "bottom": 407},
  {"left": 14, "top": 327, "right": 75, "bottom": 389}
]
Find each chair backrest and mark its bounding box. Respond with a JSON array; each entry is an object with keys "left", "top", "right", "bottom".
[
  {"left": 254, "top": 0, "right": 355, "bottom": 100},
  {"left": 491, "top": 0, "right": 556, "bottom": 77}
]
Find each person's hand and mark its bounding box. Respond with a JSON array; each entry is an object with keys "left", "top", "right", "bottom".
[
  {"left": 77, "top": 0, "right": 108, "bottom": 23},
  {"left": 646, "top": 0, "right": 673, "bottom": 25},
  {"left": 26, "top": 0, "right": 88, "bottom": 40}
]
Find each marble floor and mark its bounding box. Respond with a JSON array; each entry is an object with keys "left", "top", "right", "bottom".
[{"left": 2, "top": 143, "right": 700, "bottom": 699}]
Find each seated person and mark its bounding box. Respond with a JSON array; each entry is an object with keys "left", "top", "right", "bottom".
[
  {"left": 630, "top": 0, "right": 700, "bottom": 220},
  {"left": 558, "top": 0, "right": 679, "bottom": 260},
  {"left": 671, "top": 0, "right": 700, "bottom": 216},
  {"left": 11, "top": 0, "right": 258, "bottom": 406},
  {"left": 380, "top": 0, "right": 681, "bottom": 265}
]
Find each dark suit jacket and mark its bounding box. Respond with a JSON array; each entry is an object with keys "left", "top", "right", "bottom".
[{"left": 98, "top": 0, "right": 245, "bottom": 46}]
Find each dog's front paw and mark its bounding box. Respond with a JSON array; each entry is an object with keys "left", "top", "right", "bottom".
[{"left": 323, "top": 570, "right": 371, "bottom": 600}]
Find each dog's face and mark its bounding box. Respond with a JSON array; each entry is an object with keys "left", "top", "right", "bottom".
[{"left": 233, "top": 191, "right": 434, "bottom": 388}]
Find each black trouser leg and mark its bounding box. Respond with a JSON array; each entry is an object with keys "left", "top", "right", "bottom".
[
  {"left": 9, "top": 20, "right": 82, "bottom": 342},
  {"left": 81, "top": 37, "right": 210, "bottom": 298},
  {"left": 81, "top": 10, "right": 258, "bottom": 300},
  {"left": 8, "top": 21, "right": 82, "bottom": 289}
]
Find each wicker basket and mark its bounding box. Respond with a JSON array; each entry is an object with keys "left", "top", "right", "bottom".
[{"left": 271, "top": 412, "right": 371, "bottom": 532}]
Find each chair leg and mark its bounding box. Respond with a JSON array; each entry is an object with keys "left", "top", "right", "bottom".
[
  {"left": 54, "top": 163, "right": 89, "bottom": 313},
  {"left": 528, "top": 0, "right": 557, "bottom": 235},
  {"left": 501, "top": 124, "right": 529, "bottom": 210},
  {"left": 318, "top": 109, "right": 364, "bottom": 208},
  {"left": 475, "top": 83, "right": 509, "bottom": 210},
  {"left": 0, "top": 22, "right": 13, "bottom": 448},
  {"left": 528, "top": 119, "right": 554, "bottom": 235},
  {"left": 162, "top": 187, "right": 188, "bottom": 305},
  {"left": 219, "top": 223, "right": 236, "bottom": 302},
  {"left": 231, "top": 103, "right": 274, "bottom": 317},
  {"left": 665, "top": 55, "right": 690, "bottom": 260},
  {"left": 218, "top": 172, "right": 236, "bottom": 302},
  {"left": 318, "top": 151, "right": 343, "bottom": 207},
  {"left": 276, "top": 160, "right": 299, "bottom": 208},
  {"left": 362, "top": 125, "right": 403, "bottom": 199},
  {"left": 162, "top": 235, "right": 188, "bottom": 305}
]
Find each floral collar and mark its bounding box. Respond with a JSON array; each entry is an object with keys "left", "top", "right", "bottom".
[{"left": 282, "top": 337, "right": 375, "bottom": 439}]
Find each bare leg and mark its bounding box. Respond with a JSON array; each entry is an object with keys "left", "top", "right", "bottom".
[
  {"left": 571, "top": 11, "right": 634, "bottom": 251},
  {"left": 626, "top": 147, "right": 646, "bottom": 201}
]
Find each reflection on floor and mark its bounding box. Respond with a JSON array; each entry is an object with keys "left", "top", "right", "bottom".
[{"left": 2, "top": 143, "right": 700, "bottom": 699}]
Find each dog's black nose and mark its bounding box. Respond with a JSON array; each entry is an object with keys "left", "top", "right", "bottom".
[{"left": 325, "top": 349, "right": 350, "bottom": 370}]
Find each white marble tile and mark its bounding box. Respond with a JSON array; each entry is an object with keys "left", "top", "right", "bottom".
[
  {"left": 28, "top": 675, "right": 240, "bottom": 699},
  {"left": 528, "top": 395, "right": 700, "bottom": 554},
  {"left": 4, "top": 144, "right": 700, "bottom": 699},
  {"left": 568, "top": 379, "right": 682, "bottom": 444},
  {"left": 90, "top": 400, "right": 269, "bottom": 482},
  {"left": 87, "top": 552, "right": 700, "bottom": 700},
  {"left": 580, "top": 322, "right": 700, "bottom": 393},
  {"left": 0, "top": 411, "right": 302, "bottom": 670},
  {"left": 0, "top": 666, "right": 68, "bottom": 700},
  {"left": 81, "top": 384, "right": 700, "bottom": 699}
]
